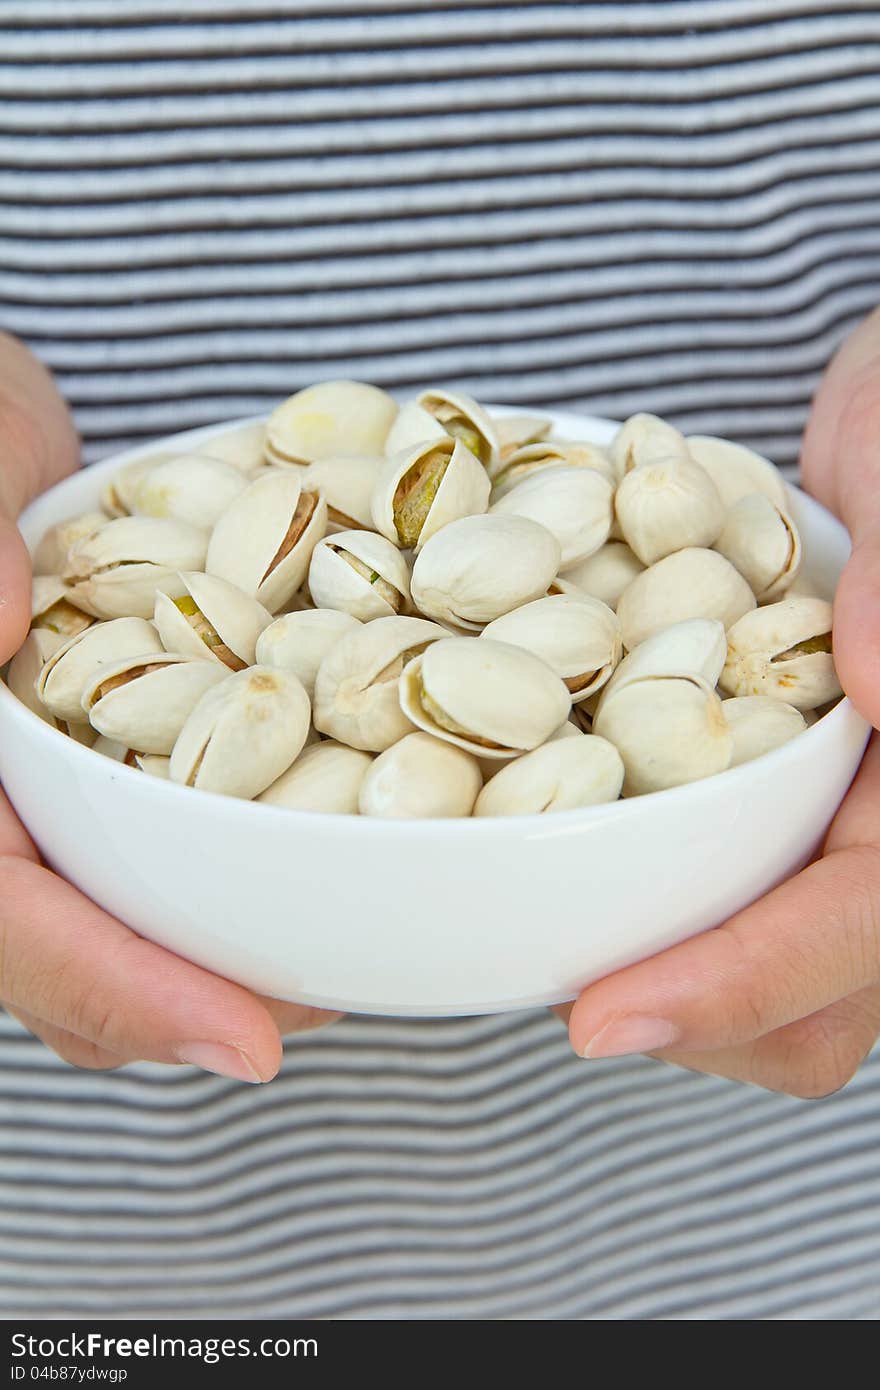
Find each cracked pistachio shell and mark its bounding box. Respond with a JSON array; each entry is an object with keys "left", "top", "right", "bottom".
[
  {"left": 559, "top": 541, "right": 645, "bottom": 609},
  {"left": 206, "top": 471, "right": 327, "bottom": 613},
  {"left": 101, "top": 458, "right": 155, "bottom": 517},
  {"left": 302, "top": 454, "right": 383, "bottom": 531},
  {"left": 722, "top": 696, "right": 807, "bottom": 767},
  {"left": 135, "top": 753, "right": 171, "bottom": 778},
  {"left": 615, "top": 456, "right": 725, "bottom": 566},
  {"left": 259, "top": 740, "right": 372, "bottom": 814},
  {"left": 714, "top": 493, "right": 802, "bottom": 602},
  {"left": 36, "top": 617, "right": 164, "bottom": 724},
  {"left": 416, "top": 387, "right": 500, "bottom": 472},
  {"left": 383, "top": 401, "right": 448, "bottom": 457},
  {"left": 616, "top": 547, "right": 756, "bottom": 651},
  {"left": 308, "top": 529, "right": 411, "bottom": 621},
  {"left": 609, "top": 414, "right": 689, "bottom": 482},
  {"left": 131, "top": 453, "right": 249, "bottom": 530},
  {"left": 199, "top": 420, "right": 267, "bottom": 473},
  {"left": 64, "top": 516, "right": 207, "bottom": 619},
  {"left": 474, "top": 732, "right": 624, "bottom": 817},
  {"left": 720, "top": 596, "right": 840, "bottom": 710},
  {"left": 687, "top": 435, "right": 788, "bottom": 510},
  {"left": 5, "top": 628, "right": 65, "bottom": 724},
  {"left": 313, "top": 614, "right": 448, "bottom": 752},
  {"left": 33, "top": 510, "right": 107, "bottom": 576},
  {"left": 359, "top": 732, "right": 482, "bottom": 819},
  {"left": 170, "top": 666, "right": 311, "bottom": 799},
  {"left": 267, "top": 380, "right": 397, "bottom": 465},
  {"left": 399, "top": 637, "right": 571, "bottom": 760},
  {"left": 493, "top": 413, "right": 553, "bottom": 458},
  {"left": 154, "top": 572, "right": 272, "bottom": 669},
  {"left": 92, "top": 734, "right": 134, "bottom": 762},
  {"left": 255, "top": 608, "right": 361, "bottom": 698},
  {"left": 594, "top": 674, "right": 732, "bottom": 796},
  {"left": 30, "top": 576, "right": 93, "bottom": 638},
  {"left": 410, "top": 514, "right": 560, "bottom": 631},
  {"left": 491, "top": 465, "right": 613, "bottom": 568},
  {"left": 82, "top": 652, "right": 229, "bottom": 755},
  {"left": 490, "top": 440, "right": 615, "bottom": 498},
  {"left": 482, "top": 593, "right": 622, "bottom": 702},
  {"left": 600, "top": 618, "right": 727, "bottom": 708},
  {"left": 372, "top": 437, "right": 490, "bottom": 552}
]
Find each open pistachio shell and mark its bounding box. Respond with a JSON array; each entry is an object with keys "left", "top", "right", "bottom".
[
  {"left": 154, "top": 573, "right": 272, "bottom": 669},
  {"left": 206, "top": 471, "right": 327, "bottom": 613},
  {"left": 101, "top": 459, "right": 155, "bottom": 518},
  {"left": 399, "top": 637, "right": 571, "bottom": 760},
  {"left": 33, "top": 510, "right": 107, "bottom": 576},
  {"left": 714, "top": 493, "right": 802, "bottom": 602},
  {"left": 92, "top": 734, "right": 136, "bottom": 762},
  {"left": 31, "top": 576, "right": 93, "bottom": 638},
  {"left": 358, "top": 732, "right": 482, "bottom": 819},
  {"left": 302, "top": 454, "right": 383, "bottom": 531},
  {"left": 170, "top": 665, "right": 311, "bottom": 799},
  {"left": 559, "top": 541, "right": 645, "bottom": 609},
  {"left": 616, "top": 547, "right": 756, "bottom": 651},
  {"left": 82, "top": 652, "right": 229, "bottom": 755},
  {"left": 599, "top": 618, "right": 727, "bottom": 708},
  {"left": 416, "top": 387, "right": 500, "bottom": 472},
  {"left": 410, "top": 513, "right": 560, "bottom": 631},
  {"left": 482, "top": 593, "right": 622, "bottom": 701},
  {"left": 371, "top": 437, "right": 490, "bottom": 553},
  {"left": 594, "top": 674, "right": 732, "bottom": 796},
  {"left": 259, "top": 740, "right": 372, "bottom": 814},
  {"left": 490, "top": 465, "right": 613, "bottom": 568},
  {"left": 490, "top": 440, "right": 615, "bottom": 498},
  {"left": 64, "top": 516, "right": 207, "bottom": 620},
  {"left": 131, "top": 453, "right": 249, "bottom": 530},
  {"left": 609, "top": 414, "right": 689, "bottom": 481},
  {"left": 383, "top": 401, "right": 447, "bottom": 457},
  {"left": 720, "top": 596, "right": 840, "bottom": 710},
  {"left": 313, "top": 614, "right": 448, "bottom": 752},
  {"left": 135, "top": 753, "right": 171, "bottom": 778},
  {"left": 492, "top": 413, "right": 553, "bottom": 459},
  {"left": 199, "top": 420, "right": 267, "bottom": 473},
  {"left": 5, "top": 628, "right": 65, "bottom": 725},
  {"left": 267, "top": 380, "right": 398, "bottom": 465},
  {"left": 37, "top": 617, "right": 164, "bottom": 724},
  {"left": 687, "top": 435, "right": 788, "bottom": 510},
  {"left": 474, "top": 733, "right": 624, "bottom": 817},
  {"left": 614, "top": 456, "right": 725, "bottom": 566},
  {"left": 308, "top": 529, "right": 411, "bottom": 621},
  {"left": 722, "top": 696, "right": 807, "bottom": 767},
  {"left": 255, "top": 608, "right": 362, "bottom": 698}
]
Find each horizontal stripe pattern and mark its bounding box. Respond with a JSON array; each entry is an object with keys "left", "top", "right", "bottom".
[{"left": 1, "top": 2, "right": 879, "bottom": 1320}]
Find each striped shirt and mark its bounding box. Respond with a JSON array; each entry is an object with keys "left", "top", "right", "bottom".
[{"left": 1, "top": 1, "right": 879, "bottom": 1319}]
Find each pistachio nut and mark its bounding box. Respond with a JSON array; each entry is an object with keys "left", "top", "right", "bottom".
[
  {"left": 5, "top": 628, "right": 65, "bottom": 725},
  {"left": 594, "top": 674, "right": 732, "bottom": 795},
  {"left": 482, "top": 593, "right": 622, "bottom": 701},
  {"left": 490, "top": 440, "right": 615, "bottom": 499},
  {"left": 259, "top": 740, "right": 372, "bottom": 814},
  {"left": 205, "top": 471, "right": 327, "bottom": 613},
  {"left": 490, "top": 465, "right": 613, "bottom": 568},
  {"left": 714, "top": 493, "right": 802, "bottom": 602},
  {"left": 33, "top": 510, "right": 107, "bottom": 576},
  {"left": 92, "top": 735, "right": 137, "bottom": 763},
  {"left": 410, "top": 514, "right": 560, "bottom": 631},
  {"left": 266, "top": 380, "right": 397, "bottom": 465},
  {"left": 687, "top": 435, "right": 788, "bottom": 510},
  {"left": 37, "top": 616, "right": 164, "bottom": 724},
  {"left": 170, "top": 665, "right": 311, "bottom": 799},
  {"left": 599, "top": 618, "right": 727, "bottom": 707},
  {"left": 130, "top": 453, "right": 249, "bottom": 530},
  {"left": 616, "top": 547, "right": 756, "bottom": 651},
  {"left": 302, "top": 454, "right": 384, "bottom": 531},
  {"left": 154, "top": 572, "right": 272, "bottom": 670},
  {"left": 399, "top": 636, "right": 571, "bottom": 760},
  {"left": 82, "top": 652, "right": 230, "bottom": 754},
  {"left": 199, "top": 420, "right": 267, "bottom": 473},
  {"left": 722, "top": 696, "right": 807, "bottom": 767},
  {"left": 609, "top": 413, "right": 690, "bottom": 481},
  {"left": 559, "top": 541, "right": 645, "bottom": 609},
  {"left": 383, "top": 401, "right": 448, "bottom": 457},
  {"left": 474, "top": 732, "right": 624, "bottom": 817},
  {"left": 720, "top": 596, "right": 841, "bottom": 710},
  {"left": 31, "top": 576, "right": 93, "bottom": 638},
  {"left": 358, "top": 732, "right": 482, "bottom": 819},
  {"left": 64, "top": 516, "right": 207, "bottom": 620},
  {"left": 416, "top": 386, "right": 500, "bottom": 471},
  {"left": 492, "top": 413, "right": 553, "bottom": 459},
  {"left": 313, "top": 614, "right": 448, "bottom": 751},
  {"left": 307, "top": 529, "right": 411, "bottom": 621},
  {"left": 135, "top": 753, "right": 171, "bottom": 778},
  {"left": 371, "top": 437, "right": 490, "bottom": 552},
  {"left": 614, "top": 456, "right": 725, "bottom": 566},
  {"left": 255, "top": 608, "right": 362, "bottom": 698},
  {"left": 101, "top": 458, "right": 155, "bottom": 518}
]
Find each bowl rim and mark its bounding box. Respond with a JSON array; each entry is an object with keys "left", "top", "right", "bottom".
[{"left": 2, "top": 407, "right": 868, "bottom": 839}]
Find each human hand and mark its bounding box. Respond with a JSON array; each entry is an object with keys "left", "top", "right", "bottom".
[
  {"left": 0, "top": 335, "right": 339, "bottom": 1081},
  {"left": 564, "top": 307, "right": 880, "bottom": 1096}
]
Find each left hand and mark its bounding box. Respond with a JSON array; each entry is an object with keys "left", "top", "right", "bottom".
[{"left": 563, "top": 308, "right": 880, "bottom": 1096}]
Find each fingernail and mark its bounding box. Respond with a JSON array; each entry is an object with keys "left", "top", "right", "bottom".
[
  {"left": 173, "top": 1042, "right": 265, "bottom": 1083},
  {"left": 580, "top": 1016, "right": 680, "bottom": 1059}
]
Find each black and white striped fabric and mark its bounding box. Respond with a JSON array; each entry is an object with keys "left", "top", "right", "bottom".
[{"left": 2, "top": 2, "right": 880, "bottom": 1319}]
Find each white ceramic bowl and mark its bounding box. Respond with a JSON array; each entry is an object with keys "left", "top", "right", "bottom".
[{"left": 0, "top": 410, "right": 870, "bottom": 1016}]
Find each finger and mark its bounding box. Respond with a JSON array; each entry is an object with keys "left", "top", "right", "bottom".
[
  {"left": 0, "top": 512, "right": 36, "bottom": 664},
  {"left": 801, "top": 306, "right": 880, "bottom": 519},
  {"left": 832, "top": 531, "right": 880, "bottom": 728},
  {"left": 0, "top": 333, "right": 79, "bottom": 518},
  {"left": 257, "top": 996, "right": 343, "bottom": 1037},
  {"left": 0, "top": 855, "right": 288, "bottom": 1082},
  {"left": 0, "top": 787, "right": 39, "bottom": 862},
  {"left": 4, "top": 1004, "right": 125, "bottom": 1072}
]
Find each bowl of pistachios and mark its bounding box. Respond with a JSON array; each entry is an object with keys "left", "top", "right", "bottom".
[{"left": 0, "top": 387, "right": 870, "bottom": 1016}]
